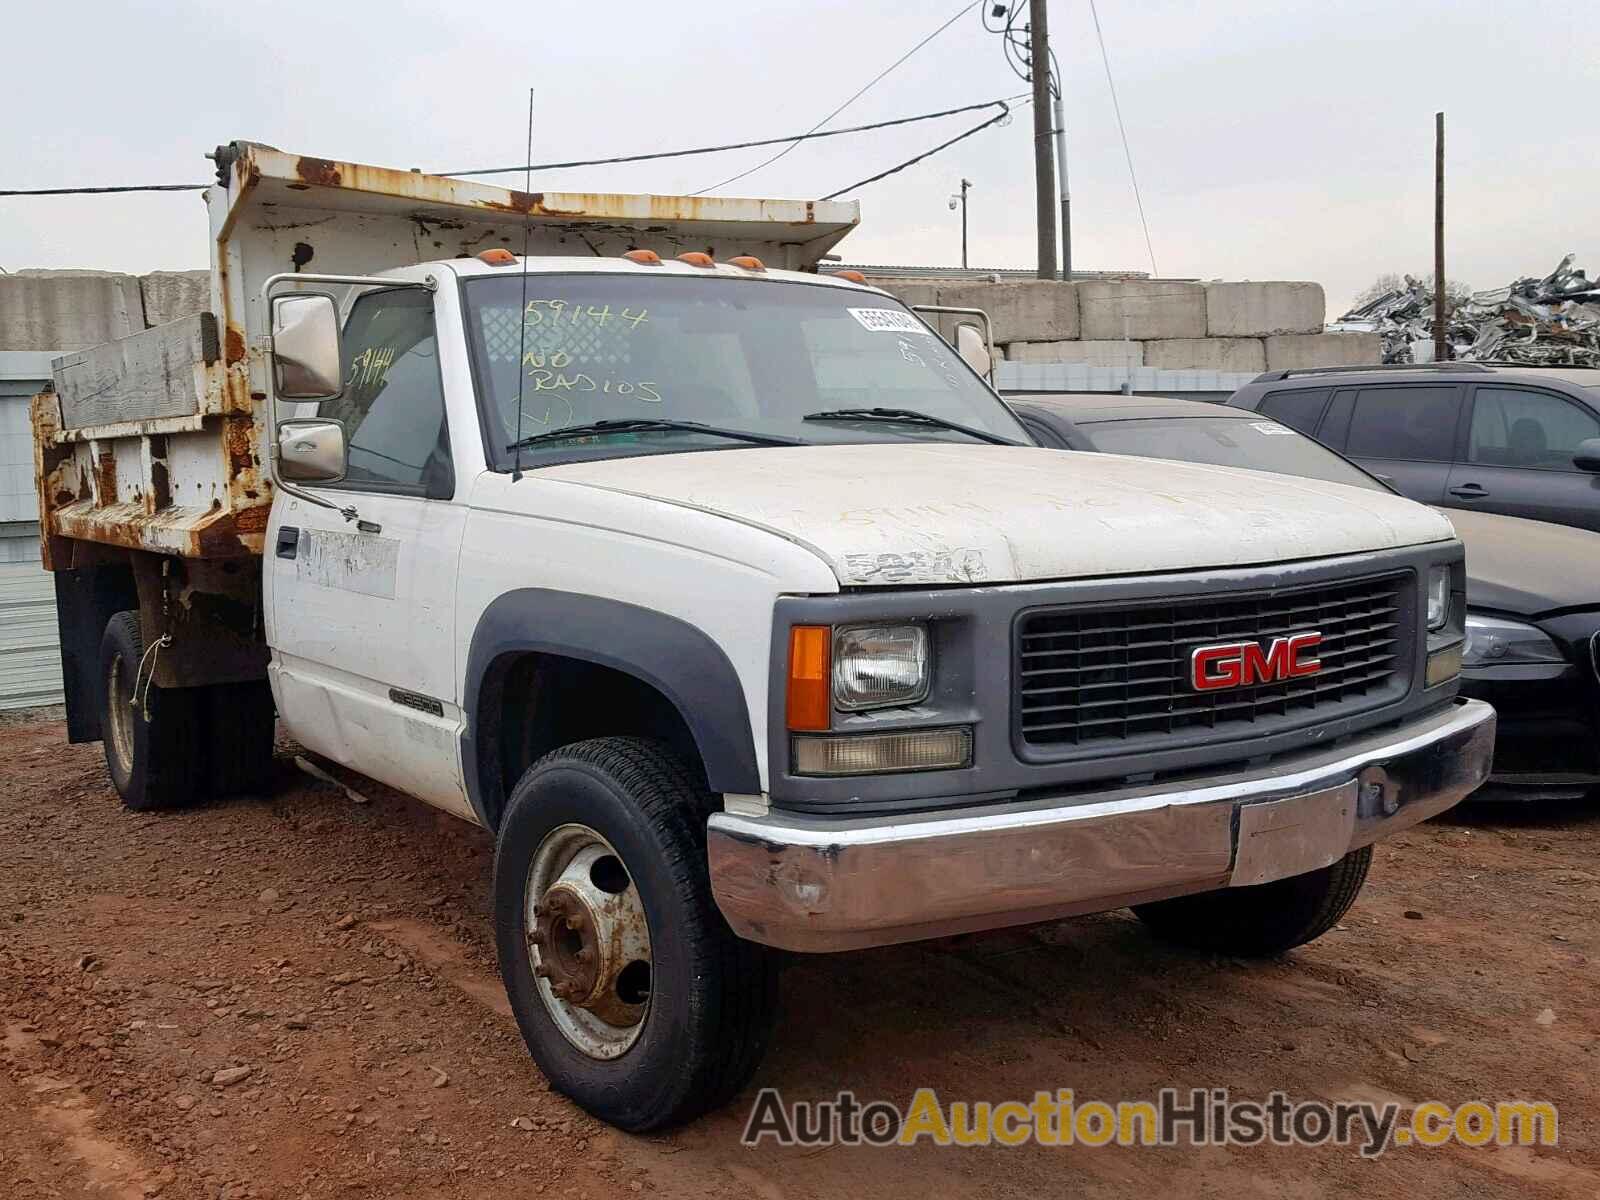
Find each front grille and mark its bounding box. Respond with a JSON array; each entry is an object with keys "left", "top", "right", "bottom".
[{"left": 1016, "top": 572, "right": 1410, "bottom": 752}]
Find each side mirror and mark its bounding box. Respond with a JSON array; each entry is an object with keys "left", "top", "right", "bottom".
[
  {"left": 954, "top": 322, "right": 993, "bottom": 381},
  {"left": 271, "top": 293, "right": 342, "bottom": 400},
  {"left": 1573, "top": 437, "right": 1600, "bottom": 473},
  {"left": 277, "top": 418, "right": 347, "bottom": 483}
]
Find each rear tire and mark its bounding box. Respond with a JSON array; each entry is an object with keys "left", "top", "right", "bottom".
[
  {"left": 493, "top": 737, "right": 779, "bottom": 1132},
  {"left": 98, "top": 611, "right": 203, "bottom": 812},
  {"left": 1133, "top": 846, "right": 1372, "bottom": 957}
]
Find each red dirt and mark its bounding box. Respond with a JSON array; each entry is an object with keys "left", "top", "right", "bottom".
[{"left": 0, "top": 709, "right": 1595, "bottom": 1198}]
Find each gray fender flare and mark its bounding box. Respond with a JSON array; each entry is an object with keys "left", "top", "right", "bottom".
[{"left": 461, "top": 589, "right": 761, "bottom": 828}]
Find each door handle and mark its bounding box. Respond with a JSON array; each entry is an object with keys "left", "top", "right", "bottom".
[
  {"left": 1448, "top": 483, "right": 1488, "bottom": 499},
  {"left": 276, "top": 526, "right": 301, "bottom": 559}
]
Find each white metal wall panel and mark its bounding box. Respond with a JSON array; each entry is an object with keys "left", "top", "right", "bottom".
[
  {"left": 996, "top": 361, "right": 1257, "bottom": 396},
  {"left": 0, "top": 556, "right": 62, "bottom": 710},
  {"left": 0, "top": 393, "right": 38, "bottom": 525},
  {"left": 0, "top": 357, "right": 61, "bottom": 709}
]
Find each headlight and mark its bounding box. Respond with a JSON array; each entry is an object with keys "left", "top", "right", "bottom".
[
  {"left": 832, "top": 624, "right": 930, "bottom": 710},
  {"left": 1426, "top": 564, "right": 1451, "bottom": 631},
  {"left": 1462, "top": 614, "right": 1565, "bottom": 668}
]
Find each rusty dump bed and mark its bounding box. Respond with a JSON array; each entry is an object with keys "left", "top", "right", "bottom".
[{"left": 32, "top": 140, "right": 861, "bottom": 566}]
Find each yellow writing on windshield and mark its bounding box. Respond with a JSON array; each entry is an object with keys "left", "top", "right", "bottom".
[
  {"left": 527, "top": 369, "right": 661, "bottom": 403},
  {"left": 524, "top": 300, "right": 649, "bottom": 329}
]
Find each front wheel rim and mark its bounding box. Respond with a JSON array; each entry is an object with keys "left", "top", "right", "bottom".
[{"left": 524, "top": 823, "right": 652, "bottom": 1060}]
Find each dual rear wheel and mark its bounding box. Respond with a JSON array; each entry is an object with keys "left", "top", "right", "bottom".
[{"left": 98, "top": 611, "right": 275, "bottom": 811}]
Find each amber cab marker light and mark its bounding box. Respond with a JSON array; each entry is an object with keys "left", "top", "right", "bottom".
[
  {"left": 786, "top": 626, "right": 831, "bottom": 732},
  {"left": 677, "top": 251, "right": 716, "bottom": 268},
  {"left": 836, "top": 269, "right": 867, "bottom": 283},
  {"left": 477, "top": 248, "right": 516, "bottom": 266},
  {"left": 727, "top": 255, "right": 766, "bottom": 272},
  {"left": 622, "top": 249, "right": 662, "bottom": 265}
]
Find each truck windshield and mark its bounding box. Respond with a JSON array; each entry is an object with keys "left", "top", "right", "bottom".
[{"left": 461, "top": 274, "right": 1028, "bottom": 468}]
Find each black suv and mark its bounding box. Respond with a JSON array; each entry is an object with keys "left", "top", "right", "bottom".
[{"left": 1227, "top": 364, "right": 1600, "bottom": 533}]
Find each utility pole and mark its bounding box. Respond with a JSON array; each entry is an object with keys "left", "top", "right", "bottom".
[
  {"left": 1029, "top": 0, "right": 1057, "bottom": 279},
  {"left": 1433, "top": 111, "right": 1447, "bottom": 363},
  {"left": 1053, "top": 87, "right": 1070, "bottom": 277},
  {"left": 949, "top": 178, "right": 972, "bottom": 269}
]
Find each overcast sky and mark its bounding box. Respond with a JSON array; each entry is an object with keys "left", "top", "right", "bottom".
[{"left": 2, "top": 0, "right": 1593, "bottom": 314}]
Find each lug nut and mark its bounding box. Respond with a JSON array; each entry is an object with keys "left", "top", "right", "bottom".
[
  {"left": 576, "top": 947, "right": 594, "bottom": 965},
  {"left": 565, "top": 915, "right": 582, "bottom": 931}
]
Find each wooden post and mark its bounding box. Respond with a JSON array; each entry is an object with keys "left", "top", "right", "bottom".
[
  {"left": 1030, "top": 0, "right": 1058, "bottom": 280},
  {"left": 1434, "top": 111, "right": 1447, "bottom": 363}
]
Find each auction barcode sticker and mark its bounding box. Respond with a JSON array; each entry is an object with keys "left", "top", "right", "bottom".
[{"left": 848, "top": 307, "right": 933, "bottom": 335}]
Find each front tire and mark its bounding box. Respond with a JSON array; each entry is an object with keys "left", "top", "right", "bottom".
[
  {"left": 98, "top": 611, "right": 202, "bottom": 811},
  {"left": 492, "top": 737, "right": 779, "bottom": 1131},
  {"left": 1133, "top": 846, "right": 1372, "bottom": 957}
]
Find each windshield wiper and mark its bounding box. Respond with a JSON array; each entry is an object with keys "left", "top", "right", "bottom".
[
  {"left": 802, "top": 407, "right": 1025, "bottom": 447},
  {"left": 508, "top": 418, "right": 801, "bottom": 453}
]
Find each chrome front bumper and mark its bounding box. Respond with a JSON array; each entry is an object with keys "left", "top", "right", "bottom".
[{"left": 708, "top": 699, "right": 1496, "bottom": 952}]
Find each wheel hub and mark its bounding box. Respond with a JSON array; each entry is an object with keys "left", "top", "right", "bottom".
[{"left": 525, "top": 830, "right": 652, "bottom": 1058}]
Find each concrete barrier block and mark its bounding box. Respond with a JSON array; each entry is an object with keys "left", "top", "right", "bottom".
[
  {"left": 1078, "top": 281, "right": 1204, "bottom": 340},
  {"left": 870, "top": 280, "right": 940, "bottom": 309},
  {"left": 1144, "top": 337, "right": 1265, "bottom": 373},
  {"left": 936, "top": 281, "right": 1078, "bottom": 343},
  {"left": 1205, "top": 282, "right": 1324, "bottom": 336},
  {"left": 0, "top": 270, "right": 144, "bottom": 352},
  {"left": 1005, "top": 339, "right": 1143, "bottom": 367},
  {"left": 140, "top": 271, "right": 211, "bottom": 328},
  {"left": 1264, "top": 332, "right": 1382, "bottom": 370}
]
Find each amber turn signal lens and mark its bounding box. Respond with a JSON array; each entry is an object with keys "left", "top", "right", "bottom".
[
  {"left": 835, "top": 269, "right": 867, "bottom": 283},
  {"left": 677, "top": 251, "right": 715, "bottom": 268},
  {"left": 477, "top": 248, "right": 516, "bottom": 266},
  {"left": 622, "top": 249, "right": 662, "bottom": 265},
  {"left": 786, "top": 626, "right": 831, "bottom": 731},
  {"left": 727, "top": 255, "right": 766, "bottom": 271}
]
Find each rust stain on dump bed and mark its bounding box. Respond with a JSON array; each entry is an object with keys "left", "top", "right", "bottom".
[{"left": 295, "top": 157, "right": 343, "bottom": 188}]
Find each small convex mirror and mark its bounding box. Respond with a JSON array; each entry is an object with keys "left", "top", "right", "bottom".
[{"left": 277, "top": 418, "right": 347, "bottom": 483}]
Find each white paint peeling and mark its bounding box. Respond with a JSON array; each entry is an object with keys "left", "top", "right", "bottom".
[{"left": 296, "top": 528, "right": 400, "bottom": 599}]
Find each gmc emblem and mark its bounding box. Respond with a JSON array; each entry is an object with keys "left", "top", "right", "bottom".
[{"left": 1189, "top": 632, "right": 1323, "bottom": 692}]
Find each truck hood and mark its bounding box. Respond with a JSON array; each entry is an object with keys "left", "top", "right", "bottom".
[
  {"left": 541, "top": 444, "right": 1456, "bottom": 587},
  {"left": 1444, "top": 508, "right": 1600, "bottom": 615}
]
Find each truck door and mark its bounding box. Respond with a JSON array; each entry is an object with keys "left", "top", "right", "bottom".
[{"left": 265, "top": 286, "right": 473, "bottom": 818}]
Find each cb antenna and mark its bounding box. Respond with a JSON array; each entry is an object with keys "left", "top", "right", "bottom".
[{"left": 511, "top": 87, "right": 535, "bottom": 481}]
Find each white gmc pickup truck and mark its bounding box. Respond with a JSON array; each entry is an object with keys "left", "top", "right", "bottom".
[{"left": 32, "top": 141, "right": 1494, "bottom": 1131}]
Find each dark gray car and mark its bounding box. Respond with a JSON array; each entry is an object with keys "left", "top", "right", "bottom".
[
  {"left": 1010, "top": 393, "right": 1600, "bottom": 800},
  {"left": 1224, "top": 364, "right": 1600, "bottom": 533}
]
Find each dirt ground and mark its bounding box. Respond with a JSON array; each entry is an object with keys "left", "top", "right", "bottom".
[{"left": 0, "top": 708, "right": 1595, "bottom": 1200}]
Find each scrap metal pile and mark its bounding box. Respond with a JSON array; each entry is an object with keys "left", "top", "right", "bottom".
[{"left": 1336, "top": 255, "right": 1600, "bottom": 365}]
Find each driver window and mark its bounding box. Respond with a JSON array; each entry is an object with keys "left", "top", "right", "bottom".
[{"left": 320, "top": 289, "right": 452, "bottom": 495}]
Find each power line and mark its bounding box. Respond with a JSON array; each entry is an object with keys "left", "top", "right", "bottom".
[
  {"left": 691, "top": 0, "right": 980, "bottom": 196},
  {"left": 1088, "top": 0, "right": 1158, "bottom": 276},
  {"left": 0, "top": 183, "right": 207, "bottom": 197},
  {"left": 821, "top": 100, "right": 1020, "bottom": 201},
  {"left": 5, "top": 101, "right": 1017, "bottom": 198},
  {"left": 438, "top": 98, "right": 1014, "bottom": 179}
]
